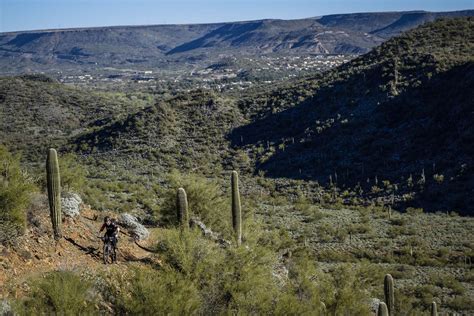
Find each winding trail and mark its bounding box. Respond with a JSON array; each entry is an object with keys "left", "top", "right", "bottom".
[{"left": 0, "top": 204, "right": 161, "bottom": 300}]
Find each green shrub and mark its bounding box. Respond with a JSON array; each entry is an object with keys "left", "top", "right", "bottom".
[
  {"left": 155, "top": 228, "right": 224, "bottom": 280},
  {"left": 413, "top": 284, "right": 441, "bottom": 306},
  {"left": 160, "top": 170, "right": 231, "bottom": 237},
  {"left": 35, "top": 152, "right": 86, "bottom": 194},
  {"left": 107, "top": 267, "right": 202, "bottom": 315},
  {"left": 348, "top": 223, "right": 372, "bottom": 235},
  {"left": 154, "top": 227, "right": 281, "bottom": 314},
  {"left": 58, "top": 153, "right": 87, "bottom": 193},
  {"left": 0, "top": 145, "right": 36, "bottom": 242},
  {"left": 389, "top": 265, "right": 416, "bottom": 279},
  {"left": 15, "top": 271, "right": 97, "bottom": 315},
  {"left": 430, "top": 273, "right": 465, "bottom": 295},
  {"left": 224, "top": 245, "right": 280, "bottom": 314},
  {"left": 406, "top": 207, "right": 424, "bottom": 215},
  {"left": 294, "top": 195, "right": 324, "bottom": 222},
  {"left": 327, "top": 264, "right": 372, "bottom": 315},
  {"left": 275, "top": 254, "right": 328, "bottom": 314},
  {"left": 447, "top": 295, "right": 474, "bottom": 311}
]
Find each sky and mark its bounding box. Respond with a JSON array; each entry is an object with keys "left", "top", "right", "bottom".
[{"left": 1, "top": 0, "right": 473, "bottom": 32}]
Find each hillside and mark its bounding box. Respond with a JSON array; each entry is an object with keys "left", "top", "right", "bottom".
[
  {"left": 71, "top": 90, "right": 243, "bottom": 174},
  {"left": 0, "top": 74, "right": 152, "bottom": 160},
  {"left": 0, "top": 18, "right": 473, "bottom": 215},
  {"left": 317, "top": 10, "right": 474, "bottom": 37},
  {"left": 166, "top": 19, "right": 380, "bottom": 55},
  {"left": 0, "top": 201, "right": 159, "bottom": 288},
  {"left": 0, "top": 10, "right": 472, "bottom": 74},
  {"left": 229, "top": 17, "right": 474, "bottom": 214},
  {"left": 1, "top": 14, "right": 474, "bottom": 316},
  {"left": 1, "top": 179, "right": 473, "bottom": 314}
]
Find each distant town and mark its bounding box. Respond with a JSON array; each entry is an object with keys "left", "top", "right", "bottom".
[{"left": 58, "top": 54, "right": 353, "bottom": 92}]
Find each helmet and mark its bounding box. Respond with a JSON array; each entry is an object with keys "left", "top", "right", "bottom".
[{"left": 104, "top": 216, "right": 110, "bottom": 223}]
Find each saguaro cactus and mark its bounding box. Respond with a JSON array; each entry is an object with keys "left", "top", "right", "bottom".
[
  {"left": 46, "top": 148, "right": 62, "bottom": 239},
  {"left": 384, "top": 274, "right": 394, "bottom": 315},
  {"left": 377, "top": 302, "right": 389, "bottom": 316},
  {"left": 177, "top": 187, "right": 189, "bottom": 228},
  {"left": 431, "top": 301, "right": 438, "bottom": 316},
  {"left": 231, "top": 171, "right": 242, "bottom": 246}
]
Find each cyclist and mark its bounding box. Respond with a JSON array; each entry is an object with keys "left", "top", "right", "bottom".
[{"left": 99, "top": 216, "right": 120, "bottom": 250}]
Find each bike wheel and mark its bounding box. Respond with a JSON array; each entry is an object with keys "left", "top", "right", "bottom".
[
  {"left": 112, "top": 246, "right": 117, "bottom": 263},
  {"left": 103, "top": 243, "right": 109, "bottom": 264}
]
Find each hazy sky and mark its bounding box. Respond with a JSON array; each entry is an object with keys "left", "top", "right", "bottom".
[{"left": 1, "top": 0, "right": 473, "bottom": 32}]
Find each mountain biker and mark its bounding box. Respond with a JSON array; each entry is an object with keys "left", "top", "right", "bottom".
[{"left": 99, "top": 216, "right": 120, "bottom": 249}]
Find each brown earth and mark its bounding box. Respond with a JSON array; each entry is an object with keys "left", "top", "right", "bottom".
[{"left": 0, "top": 201, "right": 160, "bottom": 300}]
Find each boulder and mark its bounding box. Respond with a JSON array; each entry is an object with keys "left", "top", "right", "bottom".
[
  {"left": 370, "top": 298, "right": 382, "bottom": 313},
  {"left": 0, "top": 300, "right": 13, "bottom": 316},
  {"left": 61, "top": 193, "right": 82, "bottom": 217},
  {"left": 118, "top": 213, "right": 149, "bottom": 241}
]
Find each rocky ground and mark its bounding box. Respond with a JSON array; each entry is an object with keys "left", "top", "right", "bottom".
[{"left": 0, "top": 196, "right": 160, "bottom": 302}]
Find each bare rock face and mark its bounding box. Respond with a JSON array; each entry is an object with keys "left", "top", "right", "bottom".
[
  {"left": 118, "top": 213, "right": 149, "bottom": 241},
  {"left": 61, "top": 193, "right": 83, "bottom": 217}
]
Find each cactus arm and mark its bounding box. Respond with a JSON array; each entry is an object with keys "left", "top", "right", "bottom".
[{"left": 377, "top": 302, "right": 389, "bottom": 316}]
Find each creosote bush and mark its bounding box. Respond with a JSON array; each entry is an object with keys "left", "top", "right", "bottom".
[
  {"left": 58, "top": 153, "right": 87, "bottom": 193},
  {"left": 148, "top": 225, "right": 372, "bottom": 314},
  {"left": 107, "top": 267, "right": 202, "bottom": 315},
  {"left": 161, "top": 170, "right": 232, "bottom": 237},
  {"left": 14, "top": 271, "right": 97, "bottom": 315},
  {"left": 0, "top": 145, "right": 36, "bottom": 242}
]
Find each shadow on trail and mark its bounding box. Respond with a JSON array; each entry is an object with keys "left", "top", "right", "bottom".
[
  {"left": 120, "top": 252, "right": 161, "bottom": 269},
  {"left": 64, "top": 235, "right": 161, "bottom": 268},
  {"left": 64, "top": 236, "right": 101, "bottom": 260},
  {"left": 82, "top": 214, "right": 98, "bottom": 221},
  {"left": 133, "top": 239, "right": 159, "bottom": 254}
]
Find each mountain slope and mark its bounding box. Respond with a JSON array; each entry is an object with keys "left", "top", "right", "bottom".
[
  {"left": 166, "top": 19, "right": 381, "bottom": 55},
  {"left": 71, "top": 90, "right": 243, "bottom": 174},
  {"left": 0, "top": 17, "right": 473, "bottom": 215},
  {"left": 0, "top": 10, "right": 472, "bottom": 74},
  {"left": 230, "top": 17, "right": 474, "bottom": 214},
  {"left": 0, "top": 75, "right": 140, "bottom": 159}
]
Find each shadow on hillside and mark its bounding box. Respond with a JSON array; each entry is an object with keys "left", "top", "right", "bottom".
[
  {"left": 229, "top": 63, "right": 474, "bottom": 214},
  {"left": 229, "top": 65, "right": 385, "bottom": 183},
  {"left": 167, "top": 21, "right": 263, "bottom": 55}
]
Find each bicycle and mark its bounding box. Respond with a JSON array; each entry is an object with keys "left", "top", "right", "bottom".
[{"left": 99, "top": 235, "right": 117, "bottom": 264}]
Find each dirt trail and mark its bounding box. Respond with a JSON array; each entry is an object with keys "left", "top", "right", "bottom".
[{"left": 0, "top": 205, "right": 160, "bottom": 299}]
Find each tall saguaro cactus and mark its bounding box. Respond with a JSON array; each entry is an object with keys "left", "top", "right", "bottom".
[
  {"left": 377, "top": 302, "right": 389, "bottom": 316},
  {"left": 46, "top": 148, "right": 62, "bottom": 240},
  {"left": 231, "top": 171, "right": 242, "bottom": 246},
  {"left": 177, "top": 187, "right": 189, "bottom": 228},
  {"left": 431, "top": 301, "right": 438, "bottom": 316},
  {"left": 384, "top": 274, "right": 394, "bottom": 315}
]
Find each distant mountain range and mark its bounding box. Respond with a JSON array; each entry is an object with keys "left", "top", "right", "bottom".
[{"left": 0, "top": 10, "right": 472, "bottom": 74}]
